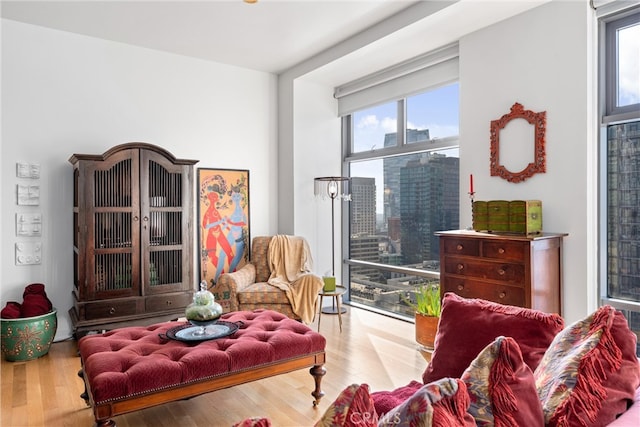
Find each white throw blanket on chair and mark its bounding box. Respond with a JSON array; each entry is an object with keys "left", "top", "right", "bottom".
[{"left": 267, "top": 235, "right": 323, "bottom": 324}]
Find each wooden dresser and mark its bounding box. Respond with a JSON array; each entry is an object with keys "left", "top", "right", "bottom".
[{"left": 436, "top": 230, "right": 567, "bottom": 314}]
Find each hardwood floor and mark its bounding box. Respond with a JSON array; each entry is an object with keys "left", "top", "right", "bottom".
[{"left": 1, "top": 306, "right": 427, "bottom": 426}]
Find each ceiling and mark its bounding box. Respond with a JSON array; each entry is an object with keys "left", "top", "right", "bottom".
[{"left": 1, "top": 0, "right": 549, "bottom": 87}]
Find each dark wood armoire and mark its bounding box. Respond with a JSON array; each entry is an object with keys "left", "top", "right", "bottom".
[{"left": 69, "top": 142, "right": 198, "bottom": 336}]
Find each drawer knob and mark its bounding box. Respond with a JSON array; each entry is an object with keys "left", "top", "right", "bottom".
[
  {"left": 498, "top": 248, "right": 505, "bottom": 254},
  {"left": 456, "top": 244, "right": 463, "bottom": 251},
  {"left": 109, "top": 307, "right": 116, "bottom": 315},
  {"left": 499, "top": 292, "right": 506, "bottom": 299},
  {"left": 498, "top": 268, "right": 506, "bottom": 275},
  {"left": 457, "top": 284, "right": 464, "bottom": 291},
  {"left": 457, "top": 264, "right": 464, "bottom": 271},
  {"left": 166, "top": 300, "right": 172, "bottom": 306}
]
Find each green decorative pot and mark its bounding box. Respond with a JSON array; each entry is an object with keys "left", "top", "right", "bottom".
[{"left": 1, "top": 309, "right": 57, "bottom": 362}]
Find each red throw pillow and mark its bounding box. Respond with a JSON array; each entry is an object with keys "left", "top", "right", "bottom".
[
  {"left": 534, "top": 305, "right": 640, "bottom": 426},
  {"left": 314, "top": 383, "right": 378, "bottom": 427},
  {"left": 370, "top": 380, "right": 423, "bottom": 416},
  {"left": 461, "top": 336, "right": 544, "bottom": 426},
  {"left": 377, "top": 378, "right": 476, "bottom": 426},
  {"left": 423, "top": 293, "right": 565, "bottom": 384}
]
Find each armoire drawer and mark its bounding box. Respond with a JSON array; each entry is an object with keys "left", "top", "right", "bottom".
[
  {"left": 443, "top": 258, "right": 525, "bottom": 284},
  {"left": 83, "top": 299, "right": 139, "bottom": 320},
  {"left": 146, "top": 292, "right": 192, "bottom": 312},
  {"left": 441, "top": 278, "right": 525, "bottom": 307}
]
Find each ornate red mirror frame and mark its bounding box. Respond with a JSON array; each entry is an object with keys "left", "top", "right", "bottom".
[{"left": 490, "top": 102, "right": 546, "bottom": 183}]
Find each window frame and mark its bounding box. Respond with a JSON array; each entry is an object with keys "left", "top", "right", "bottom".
[
  {"left": 341, "top": 91, "right": 459, "bottom": 319},
  {"left": 602, "top": 9, "right": 640, "bottom": 123},
  {"left": 599, "top": 5, "right": 640, "bottom": 315}
]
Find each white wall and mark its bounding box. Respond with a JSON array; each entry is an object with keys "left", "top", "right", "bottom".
[
  {"left": 1, "top": 20, "right": 278, "bottom": 341},
  {"left": 460, "top": 0, "right": 593, "bottom": 323},
  {"left": 292, "top": 79, "right": 342, "bottom": 277},
  {"left": 291, "top": 0, "right": 595, "bottom": 324}
]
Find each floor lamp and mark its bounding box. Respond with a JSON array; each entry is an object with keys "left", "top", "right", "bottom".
[{"left": 314, "top": 176, "right": 351, "bottom": 314}]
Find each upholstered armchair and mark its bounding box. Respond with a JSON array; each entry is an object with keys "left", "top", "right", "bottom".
[{"left": 211, "top": 235, "right": 323, "bottom": 323}]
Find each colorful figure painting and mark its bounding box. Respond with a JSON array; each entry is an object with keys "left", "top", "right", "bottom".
[{"left": 198, "top": 168, "right": 250, "bottom": 287}]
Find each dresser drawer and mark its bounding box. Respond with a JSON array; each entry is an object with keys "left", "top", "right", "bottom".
[
  {"left": 146, "top": 292, "right": 192, "bottom": 312},
  {"left": 442, "top": 277, "right": 525, "bottom": 307},
  {"left": 441, "top": 238, "right": 480, "bottom": 256},
  {"left": 481, "top": 240, "right": 526, "bottom": 262},
  {"left": 83, "top": 299, "right": 139, "bottom": 320},
  {"left": 443, "top": 258, "right": 525, "bottom": 284}
]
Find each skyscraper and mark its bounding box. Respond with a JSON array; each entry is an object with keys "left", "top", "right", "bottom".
[
  {"left": 350, "top": 177, "right": 376, "bottom": 236},
  {"left": 383, "top": 129, "right": 430, "bottom": 226},
  {"left": 349, "top": 177, "right": 380, "bottom": 279},
  {"left": 399, "top": 154, "right": 459, "bottom": 264}
]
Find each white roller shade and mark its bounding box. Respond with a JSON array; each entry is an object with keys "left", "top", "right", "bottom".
[
  {"left": 335, "top": 44, "right": 459, "bottom": 117},
  {"left": 593, "top": 0, "right": 639, "bottom": 17}
]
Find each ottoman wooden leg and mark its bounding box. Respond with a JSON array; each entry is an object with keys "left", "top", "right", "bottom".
[
  {"left": 310, "top": 364, "right": 326, "bottom": 406},
  {"left": 77, "top": 369, "right": 90, "bottom": 405}
]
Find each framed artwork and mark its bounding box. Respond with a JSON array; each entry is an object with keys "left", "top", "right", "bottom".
[{"left": 197, "top": 168, "right": 250, "bottom": 287}]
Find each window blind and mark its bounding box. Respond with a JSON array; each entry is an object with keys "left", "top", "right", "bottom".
[{"left": 335, "top": 43, "right": 459, "bottom": 117}]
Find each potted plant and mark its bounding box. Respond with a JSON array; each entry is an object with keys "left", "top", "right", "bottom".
[{"left": 404, "top": 283, "right": 441, "bottom": 357}]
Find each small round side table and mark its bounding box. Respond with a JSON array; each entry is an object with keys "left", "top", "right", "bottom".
[{"left": 317, "top": 286, "right": 347, "bottom": 332}]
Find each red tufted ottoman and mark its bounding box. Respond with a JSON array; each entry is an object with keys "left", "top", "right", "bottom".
[{"left": 77, "top": 310, "right": 326, "bottom": 427}]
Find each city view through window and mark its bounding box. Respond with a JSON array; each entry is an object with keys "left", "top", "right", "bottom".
[
  {"left": 603, "top": 11, "right": 640, "bottom": 356},
  {"left": 345, "top": 83, "right": 460, "bottom": 318}
]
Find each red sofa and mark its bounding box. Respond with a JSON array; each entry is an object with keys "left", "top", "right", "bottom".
[
  {"left": 607, "top": 385, "right": 640, "bottom": 426},
  {"left": 316, "top": 294, "right": 640, "bottom": 427}
]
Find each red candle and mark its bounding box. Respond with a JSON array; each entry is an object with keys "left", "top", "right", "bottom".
[{"left": 470, "top": 174, "right": 474, "bottom": 194}]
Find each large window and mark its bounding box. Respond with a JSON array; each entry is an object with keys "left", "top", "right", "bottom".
[
  {"left": 343, "top": 82, "right": 459, "bottom": 319},
  {"left": 600, "top": 6, "right": 640, "bottom": 355}
]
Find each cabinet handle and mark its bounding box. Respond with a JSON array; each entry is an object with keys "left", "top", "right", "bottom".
[
  {"left": 457, "top": 284, "right": 464, "bottom": 291},
  {"left": 457, "top": 264, "right": 464, "bottom": 271},
  {"left": 109, "top": 307, "right": 116, "bottom": 315},
  {"left": 133, "top": 215, "right": 139, "bottom": 222},
  {"left": 143, "top": 216, "right": 148, "bottom": 229},
  {"left": 166, "top": 300, "right": 172, "bottom": 306},
  {"left": 456, "top": 244, "right": 463, "bottom": 251},
  {"left": 498, "top": 268, "right": 506, "bottom": 275},
  {"left": 498, "top": 248, "right": 505, "bottom": 254},
  {"left": 499, "top": 292, "right": 506, "bottom": 299}
]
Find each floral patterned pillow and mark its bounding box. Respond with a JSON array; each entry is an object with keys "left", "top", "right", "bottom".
[
  {"left": 377, "top": 378, "right": 476, "bottom": 427},
  {"left": 232, "top": 418, "right": 271, "bottom": 427},
  {"left": 461, "top": 336, "right": 544, "bottom": 426},
  {"left": 534, "top": 305, "right": 640, "bottom": 426},
  {"left": 315, "top": 383, "right": 378, "bottom": 427}
]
